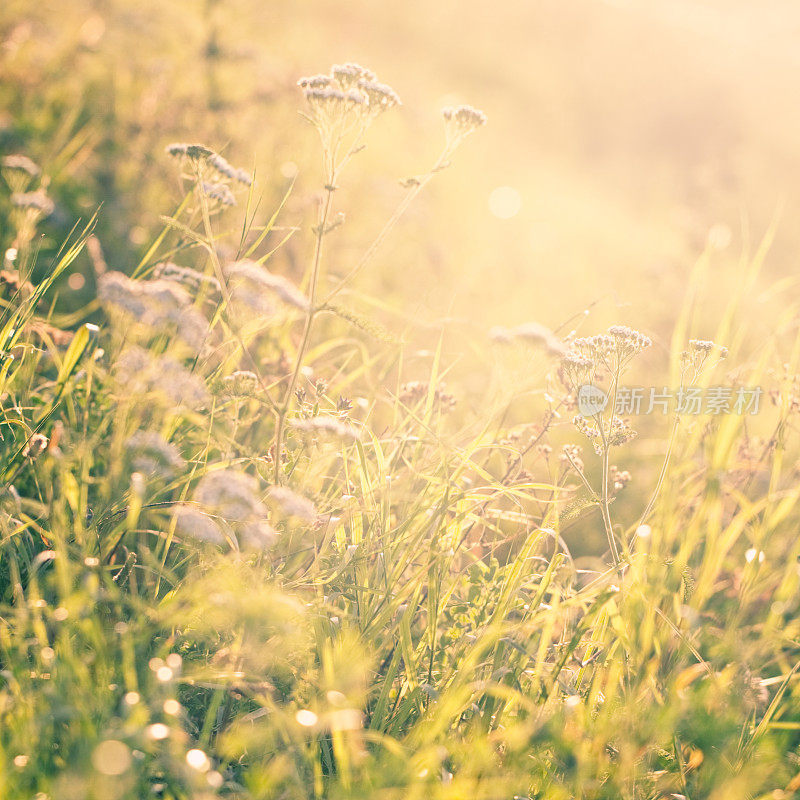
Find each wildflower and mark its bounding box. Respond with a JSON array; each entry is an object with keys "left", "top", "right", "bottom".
[
  {"left": 115, "top": 346, "right": 151, "bottom": 389},
  {"left": 357, "top": 79, "right": 402, "bottom": 116},
  {"left": 11, "top": 190, "right": 54, "bottom": 216},
  {"left": 563, "top": 325, "right": 651, "bottom": 385},
  {"left": 125, "top": 431, "right": 184, "bottom": 478},
  {"left": 573, "top": 414, "right": 637, "bottom": 454},
  {"left": 172, "top": 505, "right": 226, "bottom": 545},
  {"left": 442, "top": 104, "right": 487, "bottom": 148},
  {"left": 299, "top": 63, "right": 400, "bottom": 139},
  {"left": 152, "top": 262, "right": 221, "bottom": 295},
  {"left": 609, "top": 465, "right": 631, "bottom": 491},
  {"left": 290, "top": 415, "right": 361, "bottom": 441},
  {"left": 302, "top": 86, "right": 366, "bottom": 128},
  {"left": 560, "top": 352, "right": 595, "bottom": 392},
  {"left": 114, "top": 348, "right": 209, "bottom": 410},
  {"left": 238, "top": 519, "right": 279, "bottom": 550},
  {"left": 98, "top": 271, "right": 209, "bottom": 348},
  {"left": 681, "top": 339, "right": 728, "bottom": 372},
  {"left": 2, "top": 154, "right": 40, "bottom": 177},
  {"left": 155, "top": 357, "right": 211, "bottom": 409},
  {"left": 23, "top": 433, "right": 49, "bottom": 459},
  {"left": 400, "top": 381, "right": 457, "bottom": 411},
  {"left": 207, "top": 152, "right": 252, "bottom": 186},
  {"left": 220, "top": 370, "right": 260, "bottom": 398},
  {"left": 607, "top": 325, "right": 653, "bottom": 359},
  {"left": 298, "top": 74, "right": 336, "bottom": 91},
  {"left": 268, "top": 486, "right": 317, "bottom": 523},
  {"left": 225, "top": 260, "right": 309, "bottom": 316},
  {"left": 330, "top": 62, "right": 376, "bottom": 88},
  {"left": 559, "top": 443, "right": 584, "bottom": 472},
  {"left": 689, "top": 338, "right": 728, "bottom": 359},
  {"left": 193, "top": 469, "right": 267, "bottom": 522},
  {"left": 165, "top": 142, "right": 214, "bottom": 161},
  {"left": 202, "top": 181, "right": 236, "bottom": 206},
  {"left": 166, "top": 143, "right": 251, "bottom": 187}
]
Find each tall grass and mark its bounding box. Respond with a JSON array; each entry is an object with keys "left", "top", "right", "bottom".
[{"left": 1, "top": 33, "right": 800, "bottom": 800}]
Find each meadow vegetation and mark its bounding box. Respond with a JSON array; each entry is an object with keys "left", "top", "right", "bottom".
[{"left": 2, "top": 3, "right": 800, "bottom": 799}]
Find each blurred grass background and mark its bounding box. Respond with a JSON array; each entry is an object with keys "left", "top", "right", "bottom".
[
  {"left": 4, "top": 0, "right": 800, "bottom": 334},
  {"left": 4, "top": 5, "right": 800, "bottom": 797},
  {"left": 6, "top": 0, "right": 798, "bottom": 557}
]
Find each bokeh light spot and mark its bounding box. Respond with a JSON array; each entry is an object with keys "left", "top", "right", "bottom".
[{"left": 489, "top": 186, "right": 522, "bottom": 219}]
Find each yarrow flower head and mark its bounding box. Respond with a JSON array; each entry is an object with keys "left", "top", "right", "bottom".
[
  {"left": 125, "top": 431, "right": 185, "bottom": 478},
  {"left": 174, "top": 468, "right": 279, "bottom": 552},
  {"left": 11, "top": 190, "right": 54, "bottom": 217},
  {"left": 330, "top": 63, "right": 376, "bottom": 89},
  {"left": 99, "top": 271, "right": 209, "bottom": 349},
  {"left": 219, "top": 370, "right": 260, "bottom": 399},
  {"left": 356, "top": 79, "right": 401, "bottom": 116},
  {"left": 573, "top": 414, "right": 637, "bottom": 455},
  {"left": 298, "top": 63, "right": 400, "bottom": 155},
  {"left": 165, "top": 143, "right": 215, "bottom": 161},
  {"left": 400, "top": 381, "right": 457, "bottom": 412},
  {"left": 206, "top": 152, "right": 252, "bottom": 186},
  {"left": 563, "top": 325, "right": 651, "bottom": 383},
  {"left": 681, "top": 338, "right": 728, "bottom": 373},
  {"left": 268, "top": 486, "right": 317, "bottom": 524},
  {"left": 165, "top": 144, "right": 251, "bottom": 207},
  {"left": 442, "top": 104, "right": 487, "bottom": 149},
  {"left": 225, "top": 260, "right": 309, "bottom": 318},
  {"left": 194, "top": 469, "right": 267, "bottom": 523},
  {"left": 290, "top": 415, "right": 361, "bottom": 442},
  {"left": 202, "top": 181, "right": 236, "bottom": 206},
  {"left": 560, "top": 352, "right": 595, "bottom": 392},
  {"left": 114, "top": 347, "right": 210, "bottom": 410}
]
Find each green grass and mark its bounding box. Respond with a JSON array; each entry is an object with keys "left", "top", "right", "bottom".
[{"left": 2, "top": 10, "right": 800, "bottom": 799}]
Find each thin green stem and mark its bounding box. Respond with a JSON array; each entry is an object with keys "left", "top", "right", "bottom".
[{"left": 273, "top": 182, "right": 336, "bottom": 482}]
